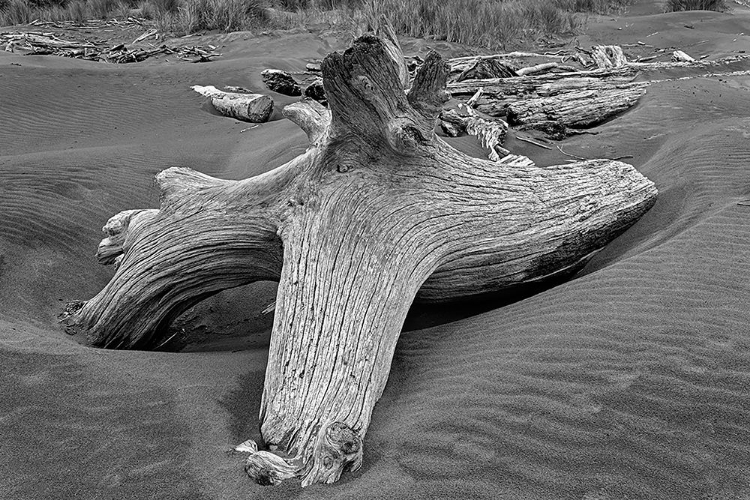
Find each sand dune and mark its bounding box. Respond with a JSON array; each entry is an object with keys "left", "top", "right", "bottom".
[{"left": 2, "top": 4, "right": 750, "bottom": 499}]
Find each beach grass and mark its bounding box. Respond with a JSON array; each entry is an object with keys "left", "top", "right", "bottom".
[
  {"left": 664, "top": 0, "right": 727, "bottom": 11},
  {"left": 2, "top": 0, "right": 634, "bottom": 49}
]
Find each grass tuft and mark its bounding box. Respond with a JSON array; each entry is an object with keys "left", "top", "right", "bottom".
[
  {"left": 361, "top": 0, "right": 587, "bottom": 50},
  {"left": 89, "top": 0, "right": 117, "bottom": 18},
  {"left": 2, "top": 0, "right": 34, "bottom": 24},
  {"left": 664, "top": 0, "right": 726, "bottom": 10}
]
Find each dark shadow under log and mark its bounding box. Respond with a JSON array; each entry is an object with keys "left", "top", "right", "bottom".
[{"left": 61, "top": 33, "right": 657, "bottom": 486}]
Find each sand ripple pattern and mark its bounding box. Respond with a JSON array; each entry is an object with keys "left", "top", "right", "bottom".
[{"left": 1, "top": 33, "right": 750, "bottom": 500}]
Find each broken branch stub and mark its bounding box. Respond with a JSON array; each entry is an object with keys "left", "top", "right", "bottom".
[{"left": 61, "top": 34, "right": 657, "bottom": 486}]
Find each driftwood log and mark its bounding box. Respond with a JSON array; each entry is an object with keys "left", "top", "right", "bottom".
[
  {"left": 506, "top": 84, "right": 646, "bottom": 136},
  {"left": 191, "top": 85, "right": 274, "bottom": 122},
  {"left": 448, "top": 68, "right": 644, "bottom": 136},
  {"left": 61, "top": 34, "right": 657, "bottom": 486}
]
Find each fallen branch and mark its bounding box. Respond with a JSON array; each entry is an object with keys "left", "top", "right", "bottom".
[
  {"left": 516, "top": 62, "right": 559, "bottom": 76},
  {"left": 516, "top": 135, "right": 551, "bottom": 149},
  {"left": 557, "top": 145, "right": 634, "bottom": 162},
  {"left": 132, "top": 29, "right": 158, "bottom": 44},
  {"left": 1, "top": 31, "right": 220, "bottom": 63}
]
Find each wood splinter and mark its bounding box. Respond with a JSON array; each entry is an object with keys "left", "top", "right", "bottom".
[{"left": 60, "top": 32, "right": 657, "bottom": 487}]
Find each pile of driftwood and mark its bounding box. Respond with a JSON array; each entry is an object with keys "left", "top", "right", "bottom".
[
  {"left": 440, "top": 45, "right": 750, "bottom": 144},
  {"left": 1, "top": 31, "right": 220, "bottom": 63},
  {"left": 190, "top": 41, "right": 750, "bottom": 157},
  {"left": 27, "top": 17, "right": 148, "bottom": 29}
]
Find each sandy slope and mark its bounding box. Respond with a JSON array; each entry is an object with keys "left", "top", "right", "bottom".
[{"left": 2, "top": 5, "right": 750, "bottom": 499}]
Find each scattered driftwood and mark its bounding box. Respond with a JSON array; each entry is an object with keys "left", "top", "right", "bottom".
[
  {"left": 445, "top": 46, "right": 750, "bottom": 138},
  {"left": 261, "top": 69, "right": 302, "bottom": 96},
  {"left": 28, "top": 17, "right": 147, "bottom": 29},
  {"left": 1, "top": 31, "right": 220, "bottom": 63},
  {"left": 61, "top": 33, "right": 657, "bottom": 487},
  {"left": 439, "top": 106, "right": 509, "bottom": 161},
  {"left": 108, "top": 44, "right": 219, "bottom": 63},
  {"left": 630, "top": 53, "right": 749, "bottom": 70},
  {"left": 191, "top": 85, "right": 274, "bottom": 122}
]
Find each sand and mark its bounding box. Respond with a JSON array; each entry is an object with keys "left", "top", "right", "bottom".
[{"left": 2, "top": 2, "right": 750, "bottom": 498}]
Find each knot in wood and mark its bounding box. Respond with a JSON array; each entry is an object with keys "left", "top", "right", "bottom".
[
  {"left": 353, "top": 75, "right": 374, "bottom": 95},
  {"left": 324, "top": 422, "right": 362, "bottom": 458}
]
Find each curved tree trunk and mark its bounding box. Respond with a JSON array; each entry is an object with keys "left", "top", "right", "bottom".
[{"left": 61, "top": 34, "right": 657, "bottom": 485}]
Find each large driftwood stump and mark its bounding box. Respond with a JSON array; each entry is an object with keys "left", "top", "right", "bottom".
[{"left": 61, "top": 34, "right": 657, "bottom": 486}]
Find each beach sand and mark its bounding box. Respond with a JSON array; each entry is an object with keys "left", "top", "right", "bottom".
[{"left": 2, "top": 2, "right": 750, "bottom": 498}]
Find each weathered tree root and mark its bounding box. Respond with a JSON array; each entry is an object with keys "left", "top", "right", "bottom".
[{"left": 61, "top": 34, "right": 657, "bottom": 486}]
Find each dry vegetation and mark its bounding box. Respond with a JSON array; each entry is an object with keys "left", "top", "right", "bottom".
[
  {"left": 664, "top": 0, "right": 727, "bottom": 11},
  {"left": 1, "top": 0, "right": 634, "bottom": 48},
  {"left": 0, "top": 0, "right": 731, "bottom": 46}
]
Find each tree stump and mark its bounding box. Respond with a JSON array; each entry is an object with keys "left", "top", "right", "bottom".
[{"left": 61, "top": 34, "right": 657, "bottom": 486}]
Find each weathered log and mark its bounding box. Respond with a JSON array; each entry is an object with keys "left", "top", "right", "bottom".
[
  {"left": 507, "top": 85, "right": 647, "bottom": 136},
  {"left": 191, "top": 85, "right": 274, "bottom": 122},
  {"left": 448, "top": 67, "right": 638, "bottom": 98},
  {"left": 448, "top": 69, "right": 642, "bottom": 128},
  {"left": 303, "top": 76, "right": 326, "bottom": 104},
  {"left": 61, "top": 34, "right": 657, "bottom": 486},
  {"left": 261, "top": 69, "right": 302, "bottom": 96}
]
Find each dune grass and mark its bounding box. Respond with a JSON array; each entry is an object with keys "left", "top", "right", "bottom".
[
  {"left": 0, "top": 0, "right": 137, "bottom": 24},
  {"left": 664, "top": 0, "right": 727, "bottom": 10},
  {"left": 2, "top": 0, "right": 633, "bottom": 49}
]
